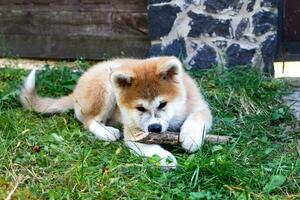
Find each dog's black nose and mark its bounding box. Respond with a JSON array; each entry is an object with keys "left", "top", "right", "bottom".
[{"left": 148, "top": 123, "right": 162, "bottom": 133}]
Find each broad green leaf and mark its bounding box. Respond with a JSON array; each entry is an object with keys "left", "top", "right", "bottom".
[{"left": 263, "top": 175, "right": 286, "bottom": 193}]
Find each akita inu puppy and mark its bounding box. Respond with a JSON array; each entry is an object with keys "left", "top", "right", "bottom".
[{"left": 20, "top": 56, "right": 212, "bottom": 169}]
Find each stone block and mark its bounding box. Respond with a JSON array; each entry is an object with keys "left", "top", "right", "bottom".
[
  {"left": 235, "top": 18, "right": 249, "bottom": 40},
  {"left": 226, "top": 44, "right": 256, "bottom": 67},
  {"left": 148, "top": 4, "right": 181, "bottom": 39},
  {"left": 253, "top": 11, "right": 277, "bottom": 36},
  {"left": 188, "top": 44, "right": 217, "bottom": 69},
  {"left": 188, "top": 11, "right": 231, "bottom": 38},
  {"left": 163, "top": 38, "right": 187, "bottom": 58},
  {"left": 204, "top": 0, "right": 242, "bottom": 13},
  {"left": 261, "top": 35, "right": 277, "bottom": 73}
]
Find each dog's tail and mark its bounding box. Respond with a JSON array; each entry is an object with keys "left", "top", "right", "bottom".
[{"left": 20, "top": 69, "right": 74, "bottom": 114}]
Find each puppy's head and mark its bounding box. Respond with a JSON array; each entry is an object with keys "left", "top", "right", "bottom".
[{"left": 111, "top": 57, "right": 184, "bottom": 134}]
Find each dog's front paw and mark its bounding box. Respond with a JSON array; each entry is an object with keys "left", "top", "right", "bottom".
[
  {"left": 180, "top": 134, "right": 201, "bottom": 152},
  {"left": 159, "top": 153, "right": 177, "bottom": 170},
  {"left": 180, "top": 121, "right": 205, "bottom": 152},
  {"left": 125, "top": 141, "right": 177, "bottom": 170},
  {"left": 89, "top": 121, "right": 121, "bottom": 141},
  {"left": 106, "top": 126, "right": 121, "bottom": 141}
]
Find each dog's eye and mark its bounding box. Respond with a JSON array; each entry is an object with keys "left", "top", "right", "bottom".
[
  {"left": 136, "top": 106, "right": 146, "bottom": 112},
  {"left": 158, "top": 101, "right": 167, "bottom": 109}
]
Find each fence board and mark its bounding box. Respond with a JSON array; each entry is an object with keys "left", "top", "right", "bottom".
[
  {"left": 0, "top": 0, "right": 149, "bottom": 59},
  {"left": 1, "top": 34, "right": 149, "bottom": 59}
]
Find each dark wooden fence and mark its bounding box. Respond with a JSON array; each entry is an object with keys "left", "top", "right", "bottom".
[
  {"left": 0, "top": 0, "right": 149, "bottom": 59},
  {"left": 277, "top": 0, "right": 300, "bottom": 61}
]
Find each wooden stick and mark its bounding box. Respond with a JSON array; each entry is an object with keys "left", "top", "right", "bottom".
[{"left": 136, "top": 131, "right": 232, "bottom": 145}]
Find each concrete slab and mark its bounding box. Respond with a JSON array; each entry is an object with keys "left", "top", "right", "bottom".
[
  {"left": 282, "top": 78, "right": 300, "bottom": 120},
  {"left": 0, "top": 58, "right": 74, "bottom": 70}
]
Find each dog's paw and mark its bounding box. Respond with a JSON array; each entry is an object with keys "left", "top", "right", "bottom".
[
  {"left": 89, "top": 121, "right": 121, "bottom": 142},
  {"left": 125, "top": 141, "right": 177, "bottom": 170},
  {"left": 180, "top": 134, "right": 201, "bottom": 152},
  {"left": 95, "top": 128, "right": 120, "bottom": 142},
  {"left": 159, "top": 153, "right": 177, "bottom": 170},
  {"left": 106, "top": 126, "right": 121, "bottom": 141},
  {"left": 180, "top": 121, "right": 205, "bottom": 152}
]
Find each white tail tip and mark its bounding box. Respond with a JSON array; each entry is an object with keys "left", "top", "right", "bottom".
[{"left": 24, "top": 68, "right": 37, "bottom": 92}]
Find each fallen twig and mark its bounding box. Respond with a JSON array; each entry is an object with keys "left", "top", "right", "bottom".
[
  {"left": 136, "top": 131, "right": 232, "bottom": 145},
  {"left": 5, "top": 175, "right": 23, "bottom": 200}
]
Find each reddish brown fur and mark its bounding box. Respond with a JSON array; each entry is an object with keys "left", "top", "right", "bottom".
[{"left": 116, "top": 58, "right": 180, "bottom": 109}]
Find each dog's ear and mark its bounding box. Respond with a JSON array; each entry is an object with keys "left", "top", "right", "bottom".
[
  {"left": 159, "top": 57, "right": 183, "bottom": 82},
  {"left": 111, "top": 72, "right": 134, "bottom": 88}
]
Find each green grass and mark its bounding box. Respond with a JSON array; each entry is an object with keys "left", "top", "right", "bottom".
[{"left": 0, "top": 62, "right": 299, "bottom": 199}]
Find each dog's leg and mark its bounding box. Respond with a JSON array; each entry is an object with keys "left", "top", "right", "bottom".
[
  {"left": 73, "top": 92, "right": 121, "bottom": 141},
  {"left": 125, "top": 141, "right": 177, "bottom": 169},
  {"left": 83, "top": 95, "right": 121, "bottom": 142},
  {"left": 72, "top": 75, "right": 121, "bottom": 142},
  {"left": 180, "top": 109, "right": 212, "bottom": 152},
  {"left": 86, "top": 119, "right": 121, "bottom": 141}
]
